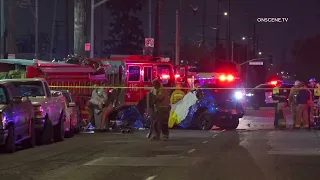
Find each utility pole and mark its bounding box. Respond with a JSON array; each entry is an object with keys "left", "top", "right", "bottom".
[
  {"left": 252, "top": 23, "right": 256, "bottom": 58},
  {"left": 154, "top": 0, "right": 163, "bottom": 56},
  {"left": 175, "top": 9, "right": 180, "bottom": 65},
  {"left": 148, "top": 0, "right": 152, "bottom": 38},
  {"left": 201, "top": 0, "right": 206, "bottom": 46},
  {"left": 35, "top": 0, "right": 38, "bottom": 59},
  {"left": 226, "top": 0, "right": 231, "bottom": 61},
  {"left": 89, "top": 0, "right": 111, "bottom": 58},
  {"left": 74, "top": 0, "right": 86, "bottom": 56},
  {"left": 65, "top": 0, "right": 70, "bottom": 55},
  {"left": 7, "top": 0, "right": 17, "bottom": 58},
  {"left": 0, "top": 0, "right": 4, "bottom": 58},
  {"left": 50, "top": 0, "right": 58, "bottom": 60},
  {"left": 215, "top": 0, "right": 221, "bottom": 47}
]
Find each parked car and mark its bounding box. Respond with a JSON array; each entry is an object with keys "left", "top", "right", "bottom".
[
  {"left": 60, "top": 90, "right": 81, "bottom": 133},
  {"left": 0, "top": 78, "right": 66, "bottom": 144},
  {"left": 51, "top": 90, "right": 79, "bottom": 137},
  {"left": 0, "top": 81, "right": 35, "bottom": 153}
]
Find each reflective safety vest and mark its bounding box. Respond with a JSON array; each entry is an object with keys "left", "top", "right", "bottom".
[
  {"left": 272, "top": 87, "right": 280, "bottom": 95},
  {"left": 315, "top": 88, "right": 320, "bottom": 97}
]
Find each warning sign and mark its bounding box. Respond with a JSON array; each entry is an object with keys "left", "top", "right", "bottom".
[
  {"left": 85, "top": 43, "right": 91, "bottom": 51},
  {"left": 145, "top": 38, "right": 154, "bottom": 48}
]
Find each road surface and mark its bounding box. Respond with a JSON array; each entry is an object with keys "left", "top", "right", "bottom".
[{"left": 1, "top": 107, "right": 320, "bottom": 180}]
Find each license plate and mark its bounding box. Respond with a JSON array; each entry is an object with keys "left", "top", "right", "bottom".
[{"left": 231, "top": 109, "right": 237, "bottom": 114}]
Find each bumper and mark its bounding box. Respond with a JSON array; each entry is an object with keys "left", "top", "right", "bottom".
[
  {"left": 0, "top": 129, "right": 8, "bottom": 145},
  {"left": 34, "top": 117, "right": 45, "bottom": 130}
]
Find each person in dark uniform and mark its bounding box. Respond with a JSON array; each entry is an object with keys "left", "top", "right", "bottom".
[
  {"left": 296, "top": 82, "right": 312, "bottom": 129},
  {"left": 308, "top": 78, "right": 317, "bottom": 125},
  {"left": 151, "top": 78, "right": 171, "bottom": 140},
  {"left": 272, "top": 82, "right": 288, "bottom": 127}
]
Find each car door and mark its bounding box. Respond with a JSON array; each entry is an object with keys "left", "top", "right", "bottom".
[{"left": 6, "top": 86, "right": 27, "bottom": 136}]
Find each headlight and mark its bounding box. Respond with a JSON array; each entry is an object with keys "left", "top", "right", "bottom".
[
  {"left": 246, "top": 93, "right": 254, "bottom": 97},
  {"left": 234, "top": 91, "right": 244, "bottom": 99}
]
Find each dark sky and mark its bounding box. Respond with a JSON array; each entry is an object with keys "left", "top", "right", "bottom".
[
  {"left": 140, "top": 0, "right": 320, "bottom": 63},
  {"left": 13, "top": 0, "right": 320, "bottom": 62}
]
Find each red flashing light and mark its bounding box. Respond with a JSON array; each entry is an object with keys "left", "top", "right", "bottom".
[
  {"left": 174, "top": 74, "right": 180, "bottom": 78},
  {"left": 227, "top": 75, "right": 234, "bottom": 81},
  {"left": 161, "top": 74, "right": 170, "bottom": 79},
  {"left": 270, "top": 81, "right": 277, "bottom": 85},
  {"left": 219, "top": 74, "right": 234, "bottom": 82}
]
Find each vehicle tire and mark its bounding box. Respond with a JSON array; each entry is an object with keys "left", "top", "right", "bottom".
[
  {"left": 224, "top": 117, "right": 240, "bottom": 130},
  {"left": 65, "top": 119, "right": 74, "bottom": 138},
  {"left": 54, "top": 112, "right": 65, "bottom": 142},
  {"left": 22, "top": 118, "right": 36, "bottom": 148},
  {"left": 196, "top": 110, "right": 214, "bottom": 130},
  {"left": 4, "top": 125, "right": 16, "bottom": 153},
  {"left": 37, "top": 115, "right": 54, "bottom": 145}
]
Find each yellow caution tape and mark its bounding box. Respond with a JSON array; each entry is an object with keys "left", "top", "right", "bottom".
[{"left": 49, "top": 85, "right": 301, "bottom": 90}]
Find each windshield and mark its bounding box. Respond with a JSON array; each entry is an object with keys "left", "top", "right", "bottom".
[
  {"left": 11, "top": 81, "right": 45, "bottom": 97},
  {"left": 0, "top": 87, "right": 8, "bottom": 104},
  {"left": 157, "top": 65, "right": 171, "bottom": 85}
]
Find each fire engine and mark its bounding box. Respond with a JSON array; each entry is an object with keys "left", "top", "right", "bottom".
[{"left": 0, "top": 55, "right": 175, "bottom": 120}]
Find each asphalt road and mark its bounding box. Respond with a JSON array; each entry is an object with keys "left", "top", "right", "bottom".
[{"left": 1, "top": 107, "right": 320, "bottom": 180}]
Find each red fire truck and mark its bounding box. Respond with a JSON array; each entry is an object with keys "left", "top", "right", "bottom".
[{"left": 0, "top": 55, "right": 175, "bottom": 120}]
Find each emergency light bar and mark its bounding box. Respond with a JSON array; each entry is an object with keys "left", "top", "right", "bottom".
[{"left": 219, "top": 74, "right": 235, "bottom": 82}]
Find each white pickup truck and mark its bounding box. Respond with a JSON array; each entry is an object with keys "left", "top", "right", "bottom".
[{"left": 0, "top": 78, "right": 66, "bottom": 144}]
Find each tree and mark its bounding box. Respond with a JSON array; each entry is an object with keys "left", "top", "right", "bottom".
[
  {"left": 74, "top": 0, "right": 86, "bottom": 56},
  {"left": 103, "top": 0, "right": 146, "bottom": 55},
  {"left": 292, "top": 35, "right": 320, "bottom": 81}
]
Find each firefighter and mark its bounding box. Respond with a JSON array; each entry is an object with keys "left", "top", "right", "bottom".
[
  {"left": 272, "top": 81, "right": 288, "bottom": 127},
  {"left": 288, "top": 80, "right": 301, "bottom": 126},
  {"left": 151, "top": 78, "right": 171, "bottom": 140},
  {"left": 308, "top": 78, "right": 317, "bottom": 125},
  {"left": 170, "top": 82, "right": 185, "bottom": 104},
  {"left": 89, "top": 84, "right": 108, "bottom": 132},
  {"left": 295, "top": 82, "right": 312, "bottom": 129},
  {"left": 314, "top": 83, "right": 320, "bottom": 102}
]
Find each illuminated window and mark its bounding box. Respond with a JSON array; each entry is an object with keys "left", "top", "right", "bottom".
[
  {"left": 143, "top": 67, "right": 152, "bottom": 82},
  {"left": 128, "top": 66, "right": 140, "bottom": 82}
]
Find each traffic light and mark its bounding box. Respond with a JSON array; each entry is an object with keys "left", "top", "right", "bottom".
[{"left": 267, "top": 55, "right": 273, "bottom": 64}]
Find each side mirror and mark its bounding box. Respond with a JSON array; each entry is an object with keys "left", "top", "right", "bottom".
[
  {"left": 68, "top": 102, "right": 76, "bottom": 107},
  {"left": 12, "top": 96, "right": 22, "bottom": 103},
  {"left": 51, "top": 91, "right": 61, "bottom": 97}
]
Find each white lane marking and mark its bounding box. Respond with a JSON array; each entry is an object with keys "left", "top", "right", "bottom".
[
  {"left": 145, "top": 175, "right": 157, "bottom": 180},
  {"left": 212, "top": 134, "right": 218, "bottom": 138},
  {"left": 188, "top": 149, "right": 196, "bottom": 153},
  {"left": 202, "top": 140, "right": 208, "bottom": 144}
]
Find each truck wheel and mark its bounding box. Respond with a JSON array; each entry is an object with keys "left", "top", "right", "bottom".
[
  {"left": 222, "top": 117, "right": 239, "bottom": 130},
  {"left": 4, "top": 125, "right": 16, "bottom": 153},
  {"left": 37, "top": 115, "right": 54, "bottom": 145},
  {"left": 196, "top": 110, "right": 214, "bottom": 130},
  {"left": 22, "top": 118, "right": 36, "bottom": 148},
  {"left": 65, "top": 119, "right": 74, "bottom": 138},
  {"left": 54, "top": 112, "right": 65, "bottom": 142}
]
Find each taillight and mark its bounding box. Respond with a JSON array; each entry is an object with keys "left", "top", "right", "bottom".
[{"left": 227, "top": 75, "right": 234, "bottom": 81}]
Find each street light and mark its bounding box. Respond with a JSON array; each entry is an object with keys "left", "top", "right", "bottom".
[
  {"left": 258, "top": 51, "right": 262, "bottom": 55},
  {"left": 224, "top": 12, "right": 228, "bottom": 16},
  {"left": 242, "top": 37, "right": 246, "bottom": 40}
]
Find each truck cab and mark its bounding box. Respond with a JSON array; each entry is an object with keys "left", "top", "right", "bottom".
[
  {"left": 0, "top": 78, "right": 66, "bottom": 144},
  {"left": 0, "top": 81, "right": 35, "bottom": 152}
]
